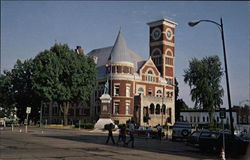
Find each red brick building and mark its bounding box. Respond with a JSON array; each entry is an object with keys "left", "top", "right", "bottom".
[
  {"left": 88, "top": 19, "right": 177, "bottom": 126},
  {"left": 88, "top": 19, "right": 176, "bottom": 125}
]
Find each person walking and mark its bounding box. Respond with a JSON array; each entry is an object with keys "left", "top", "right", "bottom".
[
  {"left": 157, "top": 124, "right": 162, "bottom": 140},
  {"left": 106, "top": 123, "right": 115, "bottom": 144},
  {"left": 117, "top": 124, "right": 126, "bottom": 145},
  {"left": 126, "top": 121, "right": 135, "bottom": 148}
]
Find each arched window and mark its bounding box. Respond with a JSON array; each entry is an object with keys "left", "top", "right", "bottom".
[
  {"left": 150, "top": 104, "right": 154, "bottom": 114},
  {"left": 162, "top": 104, "right": 166, "bottom": 115},
  {"left": 190, "top": 116, "right": 193, "bottom": 122},
  {"left": 148, "top": 70, "right": 153, "bottom": 74},
  {"left": 148, "top": 88, "right": 152, "bottom": 96},
  {"left": 156, "top": 90, "right": 162, "bottom": 97},
  {"left": 155, "top": 104, "right": 160, "bottom": 114},
  {"left": 138, "top": 87, "right": 144, "bottom": 95},
  {"left": 145, "top": 69, "right": 156, "bottom": 82}
]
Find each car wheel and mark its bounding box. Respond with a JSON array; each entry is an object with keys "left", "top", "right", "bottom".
[{"left": 181, "top": 130, "right": 189, "bottom": 137}]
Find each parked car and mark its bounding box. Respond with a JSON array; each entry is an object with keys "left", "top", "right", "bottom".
[
  {"left": 187, "top": 131, "right": 200, "bottom": 146},
  {"left": 172, "top": 122, "right": 192, "bottom": 141},
  {"left": 199, "top": 130, "right": 249, "bottom": 156},
  {"left": 237, "top": 132, "right": 250, "bottom": 142},
  {"left": 135, "top": 126, "right": 153, "bottom": 135}
]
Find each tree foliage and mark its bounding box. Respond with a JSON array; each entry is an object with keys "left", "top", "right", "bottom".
[
  {"left": 0, "top": 72, "right": 16, "bottom": 118},
  {"left": 174, "top": 78, "right": 188, "bottom": 121},
  {"left": 32, "top": 43, "right": 97, "bottom": 125},
  {"left": 1, "top": 43, "right": 97, "bottom": 125},
  {"left": 184, "top": 55, "right": 224, "bottom": 111}
]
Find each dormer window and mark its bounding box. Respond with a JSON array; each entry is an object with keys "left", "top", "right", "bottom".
[{"left": 145, "top": 69, "right": 156, "bottom": 82}]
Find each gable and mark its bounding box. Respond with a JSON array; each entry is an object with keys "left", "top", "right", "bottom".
[{"left": 139, "top": 57, "right": 160, "bottom": 76}]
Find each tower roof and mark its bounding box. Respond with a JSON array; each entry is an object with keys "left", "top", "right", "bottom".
[{"left": 109, "top": 31, "right": 133, "bottom": 65}]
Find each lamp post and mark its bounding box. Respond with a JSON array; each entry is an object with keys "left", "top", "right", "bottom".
[{"left": 188, "top": 18, "right": 234, "bottom": 136}]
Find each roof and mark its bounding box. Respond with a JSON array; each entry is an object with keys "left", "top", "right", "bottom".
[
  {"left": 87, "top": 46, "right": 144, "bottom": 80},
  {"left": 108, "top": 31, "right": 133, "bottom": 65}
]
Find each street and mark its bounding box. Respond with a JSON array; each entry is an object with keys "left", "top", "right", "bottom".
[{"left": 0, "top": 127, "right": 246, "bottom": 160}]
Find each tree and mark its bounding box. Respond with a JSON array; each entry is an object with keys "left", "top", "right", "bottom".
[
  {"left": 32, "top": 43, "right": 97, "bottom": 125},
  {"left": 8, "top": 59, "right": 40, "bottom": 123},
  {"left": 184, "top": 55, "right": 224, "bottom": 113},
  {"left": 0, "top": 72, "right": 16, "bottom": 118},
  {"left": 174, "top": 78, "right": 189, "bottom": 121}
]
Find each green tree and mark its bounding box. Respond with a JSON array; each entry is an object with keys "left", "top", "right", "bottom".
[
  {"left": 174, "top": 78, "right": 189, "bottom": 121},
  {"left": 0, "top": 72, "right": 16, "bottom": 118},
  {"left": 184, "top": 55, "right": 224, "bottom": 113},
  {"left": 32, "top": 43, "right": 97, "bottom": 125},
  {"left": 9, "top": 59, "right": 40, "bottom": 123}
]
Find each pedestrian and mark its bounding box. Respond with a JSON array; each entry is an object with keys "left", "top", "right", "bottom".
[
  {"left": 126, "top": 120, "right": 135, "bottom": 148},
  {"left": 157, "top": 124, "right": 162, "bottom": 140},
  {"left": 106, "top": 123, "right": 115, "bottom": 144},
  {"left": 117, "top": 124, "right": 126, "bottom": 145}
]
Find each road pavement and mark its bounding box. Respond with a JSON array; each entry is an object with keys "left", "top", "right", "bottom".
[{"left": 0, "top": 126, "right": 247, "bottom": 160}]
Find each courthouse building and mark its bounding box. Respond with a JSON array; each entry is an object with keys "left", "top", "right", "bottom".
[{"left": 88, "top": 19, "right": 177, "bottom": 126}]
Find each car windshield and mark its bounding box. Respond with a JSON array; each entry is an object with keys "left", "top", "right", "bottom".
[
  {"left": 191, "top": 131, "right": 200, "bottom": 137},
  {"left": 200, "top": 132, "right": 219, "bottom": 138}
]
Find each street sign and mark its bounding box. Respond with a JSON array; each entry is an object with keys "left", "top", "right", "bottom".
[
  {"left": 26, "top": 107, "right": 31, "bottom": 114},
  {"left": 220, "top": 108, "right": 226, "bottom": 119}
]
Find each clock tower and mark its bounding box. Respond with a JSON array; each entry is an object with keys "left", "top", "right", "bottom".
[{"left": 147, "top": 19, "right": 177, "bottom": 86}]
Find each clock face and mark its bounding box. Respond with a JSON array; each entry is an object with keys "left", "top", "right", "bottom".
[
  {"left": 167, "top": 30, "right": 171, "bottom": 38},
  {"left": 152, "top": 28, "right": 161, "bottom": 40},
  {"left": 166, "top": 28, "right": 173, "bottom": 40}
]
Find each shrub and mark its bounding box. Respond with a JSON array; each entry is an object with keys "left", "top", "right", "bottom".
[{"left": 75, "top": 122, "right": 95, "bottom": 129}]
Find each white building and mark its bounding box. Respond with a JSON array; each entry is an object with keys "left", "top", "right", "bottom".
[{"left": 180, "top": 110, "right": 237, "bottom": 128}]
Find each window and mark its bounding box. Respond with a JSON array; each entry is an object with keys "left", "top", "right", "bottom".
[
  {"left": 52, "top": 106, "right": 58, "bottom": 115},
  {"left": 150, "top": 104, "right": 154, "bottom": 114},
  {"left": 148, "top": 70, "right": 153, "bottom": 74},
  {"left": 115, "top": 66, "right": 118, "bottom": 73},
  {"left": 166, "top": 57, "right": 173, "bottom": 65},
  {"left": 148, "top": 88, "right": 152, "bottom": 96},
  {"left": 114, "top": 102, "right": 119, "bottom": 114},
  {"left": 166, "top": 91, "right": 173, "bottom": 98},
  {"left": 126, "top": 102, "right": 130, "bottom": 115},
  {"left": 121, "top": 66, "right": 124, "bottom": 73},
  {"left": 194, "top": 116, "right": 196, "bottom": 122},
  {"left": 162, "top": 104, "right": 166, "bottom": 115},
  {"left": 190, "top": 116, "right": 192, "bottom": 122},
  {"left": 156, "top": 90, "right": 162, "bottom": 97},
  {"left": 155, "top": 104, "right": 160, "bottom": 114},
  {"left": 126, "top": 85, "right": 130, "bottom": 97},
  {"left": 79, "top": 108, "right": 84, "bottom": 115},
  {"left": 166, "top": 78, "right": 173, "bottom": 86},
  {"left": 203, "top": 116, "right": 205, "bottom": 122},
  {"left": 138, "top": 87, "right": 144, "bottom": 95},
  {"left": 198, "top": 117, "right": 200, "bottom": 122},
  {"left": 114, "top": 84, "right": 120, "bottom": 96},
  {"left": 145, "top": 69, "right": 156, "bottom": 82}
]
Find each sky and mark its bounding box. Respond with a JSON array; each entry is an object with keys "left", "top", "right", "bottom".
[{"left": 1, "top": 1, "right": 249, "bottom": 108}]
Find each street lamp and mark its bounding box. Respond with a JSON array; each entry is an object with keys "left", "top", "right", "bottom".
[{"left": 188, "top": 18, "right": 234, "bottom": 136}]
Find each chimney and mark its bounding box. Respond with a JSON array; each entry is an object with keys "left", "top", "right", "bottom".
[{"left": 75, "top": 46, "right": 84, "bottom": 54}]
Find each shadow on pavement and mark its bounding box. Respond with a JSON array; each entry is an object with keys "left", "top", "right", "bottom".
[{"left": 36, "top": 133, "right": 219, "bottom": 160}]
